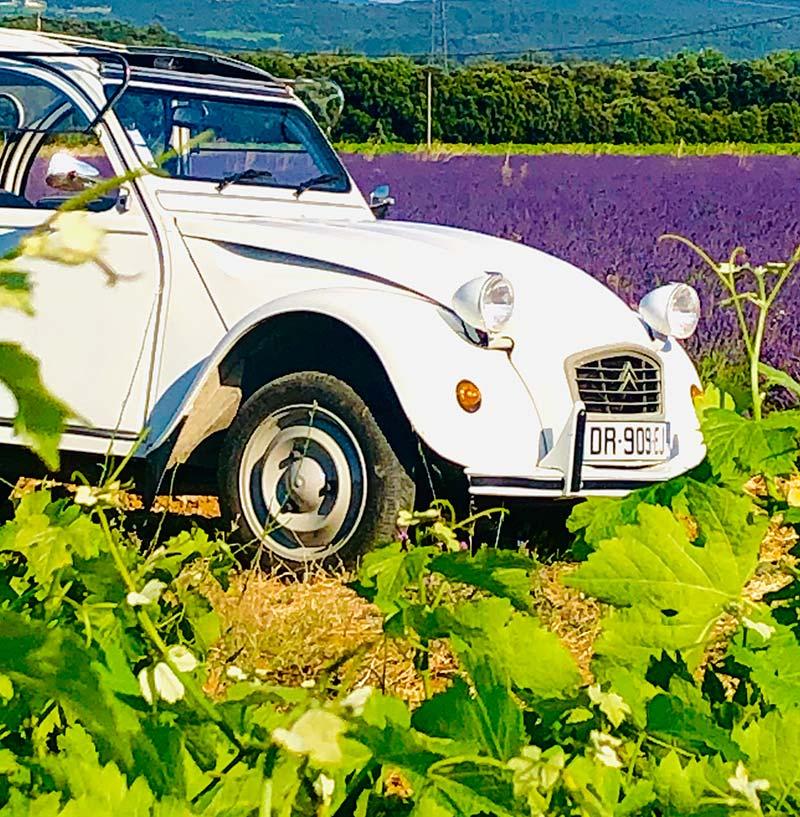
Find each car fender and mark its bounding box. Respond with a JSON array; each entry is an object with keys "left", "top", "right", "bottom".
[{"left": 145, "top": 286, "right": 544, "bottom": 479}]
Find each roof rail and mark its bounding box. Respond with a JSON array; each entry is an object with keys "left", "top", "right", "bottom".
[{"left": 0, "top": 47, "right": 131, "bottom": 130}]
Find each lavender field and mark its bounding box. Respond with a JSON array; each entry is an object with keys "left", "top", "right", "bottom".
[{"left": 345, "top": 153, "right": 800, "bottom": 380}]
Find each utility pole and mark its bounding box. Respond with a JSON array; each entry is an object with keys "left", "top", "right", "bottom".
[
  {"left": 426, "top": 69, "right": 433, "bottom": 149},
  {"left": 427, "top": 0, "right": 450, "bottom": 149}
]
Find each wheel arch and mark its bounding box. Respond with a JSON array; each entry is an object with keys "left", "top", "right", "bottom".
[{"left": 148, "top": 307, "right": 419, "bottom": 489}]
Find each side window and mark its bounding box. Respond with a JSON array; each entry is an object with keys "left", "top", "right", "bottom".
[{"left": 0, "top": 66, "right": 117, "bottom": 212}]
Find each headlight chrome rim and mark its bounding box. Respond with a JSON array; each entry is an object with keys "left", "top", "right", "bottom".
[
  {"left": 452, "top": 273, "right": 515, "bottom": 334},
  {"left": 639, "top": 282, "right": 701, "bottom": 340},
  {"left": 480, "top": 274, "right": 515, "bottom": 333}
]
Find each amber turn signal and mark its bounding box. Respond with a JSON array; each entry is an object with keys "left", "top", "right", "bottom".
[
  {"left": 690, "top": 384, "right": 704, "bottom": 401},
  {"left": 456, "top": 379, "right": 482, "bottom": 413}
]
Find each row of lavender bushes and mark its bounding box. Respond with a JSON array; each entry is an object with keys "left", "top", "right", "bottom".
[{"left": 345, "top": 152, "right": 800, "bottom": 403}]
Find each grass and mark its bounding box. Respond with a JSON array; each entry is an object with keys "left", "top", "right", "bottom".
[{"left": 337, "top": 141, "right": 800, "bottom": 157}]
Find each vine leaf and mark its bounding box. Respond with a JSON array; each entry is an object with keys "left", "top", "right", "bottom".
[
  {"left": 565, "top": 756, "right": 654, "bottom": 816},
  {"left": 567, "top": 478, "right": 690, "bottom": 553},
  {"left": 565, "top": 498, "right": 762, "bottom": 673},
  {"left": 0, "top": 342, "right": 73, "bottom": 470},
  {"left": 354, "top": 543, "right": 436, "bottom": 614},
  {"left": 759, "top": 362, "right": 800, "bottom": 401},
  {"left": 0, "top": 610, "right": 140, "bottom": 768},
  {"left": 652, "top": 751, "right": 729, "bottom": 815},
  {"left": 737, "top": 709, "right": 800, "bottom": 810},
  {"left": 701, "top": 408, "right": 800, "bottom": 484},
  {"left": 731, "top": 619, "right": 800, "bottom": 712},
  {"left": 415, "top": 598, "right": 582, "bottom": 699},
  {"left": 413, "top": 648, "right": 525, "bottom": 761},
  {"left": 429, "top": 548, "right": 535, "bottom": 611},
  {"left": 646, "top": 691, "right": 743, "bottom": 761}
]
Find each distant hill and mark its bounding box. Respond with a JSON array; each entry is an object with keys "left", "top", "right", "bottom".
[{"left": 40, "top": 0, "right": 800, "bottom": 60}]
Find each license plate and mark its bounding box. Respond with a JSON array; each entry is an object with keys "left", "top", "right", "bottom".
[{"left": 584, "top": 421, "right": 669, "bottom": 464}]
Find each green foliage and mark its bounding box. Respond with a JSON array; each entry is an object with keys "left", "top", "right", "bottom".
[{"left": 2, "top": 218, "right": 800, "bottom": 815}]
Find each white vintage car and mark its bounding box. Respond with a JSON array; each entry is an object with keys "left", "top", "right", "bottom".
[{"left": 0, "top": 29, "right": 705, "bottom": 562}]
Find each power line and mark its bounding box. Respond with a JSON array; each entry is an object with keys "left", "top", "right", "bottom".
[{"left": 339, "top": 8, "right": 800, "bottom": 60}]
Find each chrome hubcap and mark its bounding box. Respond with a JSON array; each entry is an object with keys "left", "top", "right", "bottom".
[{"left": 238, "top": 403, "right": 367, "bottom": 561}]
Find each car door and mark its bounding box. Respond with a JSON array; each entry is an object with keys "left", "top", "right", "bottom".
[{"left": 0, "top": 62, "right": 161, "bottom": 452}]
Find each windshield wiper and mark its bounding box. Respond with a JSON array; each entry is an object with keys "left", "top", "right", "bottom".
[
  {"left": 216, "top": 168, "right": 274, "bottom": 192},
  {"left": 293, "top": 173, "right": 343, "bottom": 198}
]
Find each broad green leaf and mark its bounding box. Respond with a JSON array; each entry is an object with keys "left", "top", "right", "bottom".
[
  {"left": 2, "top": 792, "right": 61, "bottom": 817},
  {"left": 0, "top": 342, "right": 72, "bottom": 469},
  {"left": 566, "top": 503, "right": 761, "bottom": 672},
  {"left": 0, "top": 491, "right": 102, "bottom": 587},
  {"left": 737, "top": 709, "right": 800, "bottom": 809},
  {"left": 693, "top": 383, "right": 737, "bottom": 417},
  {"left": 673, "top": 480, "right": 768, "bottom": 563},
  {"left": 500, "top": 613, "right": 582, "bottom": 698},
  {"left": 410, "top": 789, "right": 457, "bottom": 817},
  {"left": 0, "top": 609, "right": 140, "bottom": 769},
  {"left": 759, "top": 362, "right": 800, "bottom": 400},
  {"left": 565, "top": 756, "right": 654, "bottom": 817},
  {"left": 646, "top": 692, "right": 743, "bottom": 760},
  {"left": 0, "top": 270, "right": 33, "bottom": 315},
  {"left": 413, "top": 649, "right": 525, "bottom": 761},
  {"left": 428, "top": 759, "right": 520, "bottom": 817},
  {"left": 652, "top": 751, "right": 729, "bottom": 817},
  {"left": 416, "top": 598, "right": 581, "bottom": 699},
  {"left": 0, "top": 672, "right": 13, "bottom": 700},
  {"left": 702, "top": 408, "right": 800, "bottom": 483},
  {"left": 567, "top": 478, "right": 690, "bottom": 553},
  {"left": 428, "top": 548, "right": 535, "bottom": 610},
  {"left": 731, "top": 619, "right": 800, "bottom": 712},
  {"left": 354, "top": 543, "right": 436, "bottom": 614}
]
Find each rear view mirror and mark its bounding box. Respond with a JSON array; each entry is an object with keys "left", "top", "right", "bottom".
[
  {"left": 45, "top": 151, "right": 101, "bottom": 192},
  {"left": 171, "top": 101, "right": 208, "bottom": 129},
  {"left": 369, "top": 184, "right": 395, "bottom": 220}
]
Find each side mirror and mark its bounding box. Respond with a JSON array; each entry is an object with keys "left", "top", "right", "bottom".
[
  {"left": 369, "top": 184, "right": 395, "bottom": 220},
  {"left": 45, "top": 151, "right": 101, "bottom": 192}
]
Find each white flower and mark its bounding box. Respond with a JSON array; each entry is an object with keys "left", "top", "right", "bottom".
[
  {"left": 743, "top": 617, "right": 775, "bottom": 641},
  {"left": 226, "top": 665, "right": 248, "bottom": 682},
  {"left": 728, "top": 761, "right": 769, "bottom": 812},
  {"left": 168, "top": 645, "right": 198, "bottom": 673},
  {"left": 73, "top": 485, "right": 98, "bottom": 508},
  {"left": 718, "top": 262, "right": 740, "bottom": 276},
  {"left": 340, "top": 685, "right": 373, "bottom": 716},
  {"left": 73, "top": 480, "right": 124, "bottom": 509},
  {"left": 313, "top": 773, "right": 335, "bottom": 805},
  {"left": 272, "top": 710, "right": 346, "bottom": 766},
  {"left": 588, "top": 684, "right": 631, "bottom": 727},
  {"left": 126, "top": 579, "right": 167, "bottom": 607},
  {"left": 300, "top": 678, "right": 316, "bottom": 689},
  {"left": 590, "top": 730, "right": 623, "bottom": 769},
  {"left": 138, "top": 663, "right": 185, "bottom": 705}
]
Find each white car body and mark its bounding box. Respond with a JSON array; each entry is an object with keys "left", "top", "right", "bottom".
[{"left": 0, "top": 29, "right": 705, "bottom": 557}]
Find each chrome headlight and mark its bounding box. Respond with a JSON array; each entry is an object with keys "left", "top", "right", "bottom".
[
  {"left": 639, "top": 283, "right": 700, "bottom": 340},
  {"left": 452, "top": 273, "right": 515, "bottom": 333}
]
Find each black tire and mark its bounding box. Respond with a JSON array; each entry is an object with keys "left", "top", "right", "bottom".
[{"left": 218, "top": 371, "right": 415, "bottom": 566}]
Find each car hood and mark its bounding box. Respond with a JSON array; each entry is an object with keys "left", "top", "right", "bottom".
[{"left": 176, "top": 214, "right": 650, "bottom": 350}]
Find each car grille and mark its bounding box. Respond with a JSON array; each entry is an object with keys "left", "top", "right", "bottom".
[{"left": 573, "top": 353, "right": 662, "bottom": 415}]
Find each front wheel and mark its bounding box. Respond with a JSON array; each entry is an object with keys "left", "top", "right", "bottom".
[{"left": 218, "top": 372, "right": 415, "bottom": 565}]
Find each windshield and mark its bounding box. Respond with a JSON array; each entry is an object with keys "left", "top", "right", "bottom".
[{"left": 112, "top": 86, "right": 349, "bottom": 193}]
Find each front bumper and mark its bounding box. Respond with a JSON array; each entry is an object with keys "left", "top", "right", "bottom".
[{"left": 466, "top": 402, "right": 706, "bottom": 500}]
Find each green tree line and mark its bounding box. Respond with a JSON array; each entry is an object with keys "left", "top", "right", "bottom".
[
  {"left": 10, "top": 16, "right": 800, "bottom": 144},
  {"left": 249, "top": 50, "right": 800, "bottom": 144}
]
